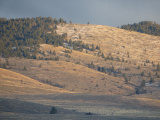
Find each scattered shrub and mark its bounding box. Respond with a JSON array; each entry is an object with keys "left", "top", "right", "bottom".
[
  {"left": 135, "top": 87, "right": 146, "bottom": 94},
  {"left": 141, "top": 71, "right": 145, "bottom": 76},
  {"left": 86, "top": 112, "right": 92, "bottom": 115},
  {"left": 140, "top": 80, "right": 145, "bottom": 87},
  {"left": 50, "top": 107, "right": 57, "bottom": 114},
  {"left": 149, "top": 77, "right": 155, "bottom": 84}
]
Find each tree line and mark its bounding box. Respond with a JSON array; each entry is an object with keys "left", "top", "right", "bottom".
[
  {"left": 0, "top": 17, "right": 66, "bottom": 58},
  {"left": 120, "top": 21, "right": 160, "bottom": 36}
]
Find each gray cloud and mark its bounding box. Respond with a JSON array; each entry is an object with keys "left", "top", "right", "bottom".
[{"left": 0, "top": 0, "right": 160, "bottom": 27}]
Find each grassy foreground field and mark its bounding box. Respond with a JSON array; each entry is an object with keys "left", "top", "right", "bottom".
[
  {"left": 1, "top": 93, "right": 160, "bottom": 120},
  {"left": 0, "top": 68, "right": 160, "bottom": 120}
]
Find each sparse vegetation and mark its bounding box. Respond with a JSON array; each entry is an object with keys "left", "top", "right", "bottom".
[
  {"left": 50, "top": 107, "right": 57, "bottom": 114},
  {"left": 88, "top": 62, "right": 95, "bottom": 69},
  {"left": 149, "top": 77, "right": 155, "bottom": 84},
  {"left": 23, "top": 66, "right": 27, "bottom": 71},
  {"left": 54, "top": 56, "right": 59, "bottom": 61},
  {"left": 140, "top": 80, "right": 146, "bottom": 87},
  {"left": 156, "top": 63, "right": 160, "bottom": 71},
  {"left": 141, "top": 71, "right": 145, "bottom": 76}
]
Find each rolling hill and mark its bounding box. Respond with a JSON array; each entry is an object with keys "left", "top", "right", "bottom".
[
  {"left": 0, "top": 68, "right": 71, "bottom": 96},
  {"left": 57, "top": 24, "right": 160, "bottom": 64},
  {"left": 1, "top": 21, "right": 160, "bottom": 119},
  {"left": 1, "top": 23, "right": 159, "bottom": 97}
]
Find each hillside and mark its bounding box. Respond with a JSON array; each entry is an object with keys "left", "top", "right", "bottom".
[
  {"left": 6, "top": 56, "right": 132, "bottom": 95},
  {"left": 1, "top": 21, "right": 160, "bottom": 119},
  {"left": 0, "top": 22, "right": 159, "bottom": 96},
  {"left": 57, "top": 24, "right": 160, "bottom": 64},
  {"left": 0, "top": 68, "right": 71, "bottom": 96}
]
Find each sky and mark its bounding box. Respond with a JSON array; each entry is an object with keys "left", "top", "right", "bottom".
[{"left": 0, "top": 0, "right": 160, "bottom": 27}]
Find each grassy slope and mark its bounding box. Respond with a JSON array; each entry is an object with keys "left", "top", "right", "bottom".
[
  {"left": 7, "top": 56, "right": 132, "bottom": 95},
  {"left": 57, "top": 24, "right": 160, "bottom": 64},
  {"left": 0, "top": 68, "right": 72, "bottom": 96},
  {"left": 5, "top": 43, "right": 159, "bottom": 98},
  {"left": 0, "top": 24, "right": 160, "bottom": 119},
  {"left": 1, "top": 23, "right": 159, "bottom": 97}
]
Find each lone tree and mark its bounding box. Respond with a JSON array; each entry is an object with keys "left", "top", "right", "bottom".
[
  {"left": 149, "top": 77, "right": 155, "bottom": 84},
  {"left": 50, "top": 107, "right": 57, "bottom": 114},
  {"left": 69, "top": 20, "right": 72, "bottom": 24},
  {"left": 156, "top": 63, "right": 160, "bottom": 71},
  {"left": 23, "top": 66, "right": 27, "bottom": 71},
  {"left": 140, "top": 80, "right": 146, "bottom": 87}
]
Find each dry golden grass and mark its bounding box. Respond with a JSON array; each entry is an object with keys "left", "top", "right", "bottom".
[
  {"left": 1, "top": 23, "right": 160, "bottom": 106},
  {"left": 1, "top": 24, "right": 160, "bottom": 120},
  {"left": 0, "top": 68, "right": 72, "bottom": 96},
  {"left": 57, "top": 24, "right": 160, "bottom": 64},
  {"left": 7, "top": 56, "right": 134, "bottom": 95},
  {"left": 5, "top": 42, "right": 159, "bottom": 97}
]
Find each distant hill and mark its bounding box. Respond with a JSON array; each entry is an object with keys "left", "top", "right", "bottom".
[{"left": 120, "top": 21, "right": 160, "bottom": 36}]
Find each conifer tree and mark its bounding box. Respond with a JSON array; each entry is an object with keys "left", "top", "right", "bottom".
[
  {"left": 140, "top": 80, "right": 145, "bottom": 87},
  {"left": 149, "top": 77, "right": 154, "bottom": 84},
  {"left": 24, "top": 66, "right": 27, "bottom": 71},
  {"left": 157, "top": 63, "right": 160, "bottom": 71}
]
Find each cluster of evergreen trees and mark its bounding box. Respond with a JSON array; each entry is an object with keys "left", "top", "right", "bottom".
[
  {"left": 120, "top": 21, "right": 160, "bottom": 36},
  {"left": 0, "top": 17, "right": 66, "bottom": 58},
  {"left": 64, "top": 39, "right": 100, "bottom": 52}
]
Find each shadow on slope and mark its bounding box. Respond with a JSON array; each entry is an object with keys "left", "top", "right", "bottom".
[{"left": 0, "top": 98, "right": 51, "bottom": 114}]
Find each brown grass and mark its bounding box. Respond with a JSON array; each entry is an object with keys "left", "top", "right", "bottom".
[
  {"left": 7, "top": 57, "right": 134, "bottom": 95},
  {"left": 0, "top": 68, "right": 72, "bottom": 96},
  {"left": 57, "top": 24, "right": 160, "bottom": 64}
]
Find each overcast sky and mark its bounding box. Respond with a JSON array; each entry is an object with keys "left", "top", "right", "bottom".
[{"left": 0, "top": 0, "right": 160, "bottom": 27}]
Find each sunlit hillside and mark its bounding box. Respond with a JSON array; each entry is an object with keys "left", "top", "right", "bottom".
[{"left": 57, "top": 24, "right": 160, "bottom": 64}]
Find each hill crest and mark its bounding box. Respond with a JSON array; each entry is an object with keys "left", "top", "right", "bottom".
[{"left": 56, "top": 23, "right": 160, "bottom": 64}]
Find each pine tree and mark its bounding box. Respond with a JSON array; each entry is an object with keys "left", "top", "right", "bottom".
[
  {"left": 101, "top": 53, "right": 105, "bottom": 58},
  {"left": 156, "top": 63, "right": 160, "bottom": 71},
  {"left": 124, "top": 77, "right": 128, "bottom": 83},
  {"left": 50, "top": 107, "right": 57, "bottom": 114},
  {"left": 137, "top": 65, "right": 141, "bottom": 69},
  {"left": 6, "top": 59, "right": 9, "bottom": 66},
  {"left": 148, "top": 72, "right": 151, "bottom": 77},
  {"left": 69, "top": 20, "right": 72, "bottom": 24},
  {"left": 102, "top": 67, "right": 106, "bottom": 73},
  {"left": 3, "top": 63, "right": 7, "bottom": 69},
  {"left": 98, "top": 66, "right": 101, "bottom": 71},
  {"left": 24, "top": 66, "right": 27, "bottom": 71},
  {"left": 140, "top": 80, "right": 145, "bottom": 87},
  {"left": 149, "top": 77, "right": 154, "bottom": 84},
  {"left": 111, "top": 66, "right": 114, "bottom": 72},
  {"left": 0, "top": 63, "right": 2, "bottom": 68},
  {"left": 141, "top": 71, "right": 145, "bottom": 76}
]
